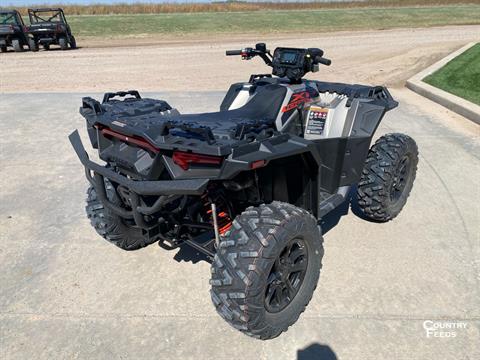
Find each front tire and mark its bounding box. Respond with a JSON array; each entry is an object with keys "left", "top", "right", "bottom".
[
  {"left": 210, "top": 202, "right": 323, "bottom": 340},
  {"left": 85, "top": 181, "right": 154, "bottom": 251},
  {"left": 356, "top": 133, "right": 418, "bottom": 222},
  {"left": 0, "top": 46, "right": 7, "bottom": 53}
]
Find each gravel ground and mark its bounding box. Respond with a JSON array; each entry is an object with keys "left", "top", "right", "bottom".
[{"left": 1, "top": 26, "right": 479, "bottom": 93}]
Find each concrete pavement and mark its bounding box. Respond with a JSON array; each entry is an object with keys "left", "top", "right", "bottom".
[{"left": 0, "top": 90, "right": 479, "bottom": 359}]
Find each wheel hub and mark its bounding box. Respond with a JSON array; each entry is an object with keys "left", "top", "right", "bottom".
[
  {"left": 265, "top": 238, "right": 308, "bottom": 313},
  {"left": 390, "top": 155, "right": 411, "bottom": 203}
]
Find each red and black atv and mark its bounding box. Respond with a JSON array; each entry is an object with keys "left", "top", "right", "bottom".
[{"left": 70, "top": 43, "right": 418, "bottom": 340}]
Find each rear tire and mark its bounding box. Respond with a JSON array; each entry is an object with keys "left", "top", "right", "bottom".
[
  {"left": 210, "top": 202, "right": 323, "bottom": 340},
  {"left": 69, "top": 35, "right": 76, "bottom": 49},
  {"left": 28, "top": 38, "right": 38, "bottom": 52},
  {"left": 0, "top": 46, "right": 6, "bottom": 53},
  {"left": 85, "top": 181, "right": 154, "bottom": 251},
  {"left": 12, "top": 39, "right": 22, "bottom": 52},
  {"left": 356, "top": 133, "right": 418, "bottom": 222},
  {"left": 59, "top": 37, "right": 68, "bottom": 50}
]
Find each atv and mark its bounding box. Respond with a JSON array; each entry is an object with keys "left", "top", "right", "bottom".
[
  {"left": 0, "top": 10, "right": 30, "bottom": 52},
  {"left": 27, "top": 8, "right": 76, "bottom": 51},
  {"left": 69, "top": 43, "right": 418, "bottom": 340}
]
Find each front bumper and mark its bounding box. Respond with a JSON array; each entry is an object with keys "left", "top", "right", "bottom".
[{"left": 69, "top": 130, "right": 208, "bottom": 225}]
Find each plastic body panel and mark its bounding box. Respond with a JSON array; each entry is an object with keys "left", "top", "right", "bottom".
[{"left": 73, "top": 78, "right": 397, "bottom": 220}]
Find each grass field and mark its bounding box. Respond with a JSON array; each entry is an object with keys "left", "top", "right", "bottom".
[
  {"left": 13, "top": 0, "right": 480, "bottom": 15},
  {"left": 424, "top": 43, "right": 480, "bottom": 105},
  {"left": 64, "top": 5, "right": 480, "bottom": 38}
]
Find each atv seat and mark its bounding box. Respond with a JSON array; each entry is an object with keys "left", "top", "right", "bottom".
[{"left": 168, "top": 84, "right": 287, "bottom": 135}]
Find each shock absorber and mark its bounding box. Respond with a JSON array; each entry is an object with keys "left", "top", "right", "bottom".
[{"left": 202, "top": 193, "right": 233, "bottom": 236}]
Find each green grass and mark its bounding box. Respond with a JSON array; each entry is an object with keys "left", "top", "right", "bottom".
[
  {"left": 65, "top": 5, "right": 480, "bottom": 38},
  {"left": 424, "top": 43, "right": 480, "bottom": 105}
]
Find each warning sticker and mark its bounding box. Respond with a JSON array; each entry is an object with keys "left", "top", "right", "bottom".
[{"left": 306, "top": 107, "right": 328, "bottom": 135}]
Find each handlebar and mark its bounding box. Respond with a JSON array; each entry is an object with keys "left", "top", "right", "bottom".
[
  {"left": 226, "top": 44, "right": 273, "bottom": 66},
  {"left": 226, "top": 44, "right": 331, "bottom": 82},
  {"left": 315, "top": 56, "right": 332, "bottom": 66},
  {"left": 226, "top": 50, "right": 243, "bottom": 56}
]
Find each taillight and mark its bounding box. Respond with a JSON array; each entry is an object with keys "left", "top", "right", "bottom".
[
  {"left": 173, "top": 151, "right": 223, "bottom": 170},
  {"left": 100, "top": 128, "right": 160, "bottom": 154},
  {"left": 250, "top": 160, "right": 266, "bottom": 169}
]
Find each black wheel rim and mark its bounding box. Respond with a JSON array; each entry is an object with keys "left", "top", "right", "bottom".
[
  {"left": 264, "top": 238, "right": 308, "bottom": 313},
  {"left": 390, "top": 155, "right": 411, "bottom": 202}
]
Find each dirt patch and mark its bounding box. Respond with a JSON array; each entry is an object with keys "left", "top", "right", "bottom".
[{"left": 1, "top": 26, "right": 479, "bottom": 93}]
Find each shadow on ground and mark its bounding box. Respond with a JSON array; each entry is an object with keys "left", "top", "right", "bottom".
[
  {"left": 1, "top": 47, "right": 82, "bottom": 53},
  {"left": 298, "top": 343, "right": 337, "bottom": 360},
  {"left": 171, "top": 189, "right": 360, "bottom": 264},
  {"left": 318, "top": 191, "right": 352, "bottom": 235},
  {"left": 173, "top": 242, "right": 211, "bottom": 264}
]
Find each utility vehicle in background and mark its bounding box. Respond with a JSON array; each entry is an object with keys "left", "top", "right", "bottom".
[
  {"left": 27, "top": 8, "right": 76, "bottom": 51},
  {"left": 0, "top": 10, "right": 29, "bottom": 52},
  {"left": 70, "top": 43, "right": 418, "bottom": 339}
]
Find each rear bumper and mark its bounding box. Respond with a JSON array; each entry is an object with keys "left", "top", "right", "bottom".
[
  {"left": 69, "top": 130, "right": 208, "bottom": 196},
  {"left": 28, "top": 31, "right": 58, "bottom": 43},
  {"left": 38, "top": 37, "right": 55, "bottom": 44},
  {"left": 69, "top": 130, "right": 208, "bottom": 225}
]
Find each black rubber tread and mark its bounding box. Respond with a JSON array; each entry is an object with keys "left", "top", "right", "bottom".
[
  {"left": 210, "top": 201, "right": 323, "bottom": 340},
  {"left": 59, "top": 37, "right": 68, "bottom": 50},
  {"left": 356, "top": 133, "right": 418, "bottom": 222},
  {"left": 85, "top": 181, "right": 154, "bottom": 251},
  {"left": 28, "top": 38, "right": 38, "bottom": 52},
  {"left": 12, "top": 39, "right": 22, "bottom": 52},
  {"left": 69, "top": 36, "right": 77, "bottom": 49}
]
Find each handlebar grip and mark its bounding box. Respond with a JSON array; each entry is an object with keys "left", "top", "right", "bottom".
[
  {"left": 226, "top": 50, "right": 242, "bottom": 56},
  {"left": 316, "top": 57, "right": 332, "bottom": 66}
]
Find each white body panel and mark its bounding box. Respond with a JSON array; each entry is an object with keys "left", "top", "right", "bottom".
[
  {"left": 228, "top": 86, "right": 252, "bottom": 110},
  {"left": 225, "top": 83, "right": 358, "bottom": 140},
  {"left": 304, "top": 92, "right": 355, "bottom": 140}
]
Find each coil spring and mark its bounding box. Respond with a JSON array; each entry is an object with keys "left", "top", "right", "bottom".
[{"left": 201, "top": 193, "right": 232, "bottom": 235}]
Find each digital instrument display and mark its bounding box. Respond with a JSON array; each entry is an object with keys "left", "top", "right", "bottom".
[
  {"left": 272, "top": 47, "right": 308, "bottom": 81},
  {"left": 280, "top": 51, "right": 298, "bottom": 64}
]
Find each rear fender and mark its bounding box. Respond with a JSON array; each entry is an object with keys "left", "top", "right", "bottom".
[{"left": 220, "top": 134, "right": 321, "bottom": 180}]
